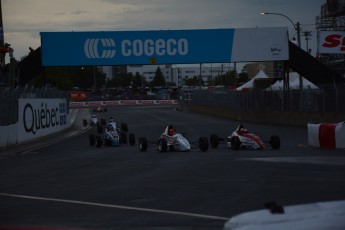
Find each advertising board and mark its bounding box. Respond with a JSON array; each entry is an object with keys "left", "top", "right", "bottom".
[
  {"left": 18, "top": 98, "right": 69, "bottom": 142},
  {"left": 319, "top": 31, "right": 345, "bottom": 54},
  {"left": 41, "top": 27, "right": 288, "bottom": 66}
]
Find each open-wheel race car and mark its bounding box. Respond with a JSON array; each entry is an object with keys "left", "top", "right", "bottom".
[
  {"left": 83, "top": 115, "right": 106, "bottom": 127},
  {"left": 209, "top": 124, "right": 281, "bottom": 150},
  {"left": 89, "top": 119, "right": 135, "bottom": 147},
  {"left": 138, "top": 125, "right": 209, "bottom": 152},
  {"left": 93, "top": 106, "right": 107, "bottom": 113}
]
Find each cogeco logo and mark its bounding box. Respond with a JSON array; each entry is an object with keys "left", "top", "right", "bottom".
[
  {"left": 322, "top": 34, "right": 345, "bottom": 51},
  {"left": 121, "top": 38, "right": 188, "bottom": 57},
  {"left": 84, "top": 37, "right": 189, "bottom": 59},
  {"left": 84, "top": 38, "right": 116, "bottom": 58}
]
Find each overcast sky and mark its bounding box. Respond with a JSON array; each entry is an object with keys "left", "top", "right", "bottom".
[{"left": 2, "top": 0, "right": 325, "bottom": 61}]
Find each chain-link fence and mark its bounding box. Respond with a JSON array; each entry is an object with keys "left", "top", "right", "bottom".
[
  {"left": 190, "top": 87, "right": 345, "bottom": 114},
  {"left": 0, "top": 86, "right": 68, "bottom": 125}
]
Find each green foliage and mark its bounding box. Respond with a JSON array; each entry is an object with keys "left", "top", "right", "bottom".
[
  {"left": 108, "top": 73, "right": 129, "bottom": 88},
  {"left": 212, "top": 70, "right": 238, "bottom": 86},
  {"left": 33, "top": 66, "right": 106, "bottom": 90},
  {"left": 185, "top": 76, "right": 203, "bottom": 86},
  {"left": 150, "top": 67, "right": 166, "bottom": 87},
  {"left": 238, "top": 72, "right": 249, "bottom": 83}
]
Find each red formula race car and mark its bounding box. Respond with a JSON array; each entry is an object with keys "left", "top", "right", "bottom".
[
  {"left": 93, "top": 106, "right": 107, "bottom": 113},
  {"left": 210, "top": 124, "right": 281, "bottom": 150}
]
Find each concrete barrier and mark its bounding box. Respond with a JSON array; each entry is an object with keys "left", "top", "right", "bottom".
[{"left": 0, "top": 98, "right": 73, "bottom": 148}]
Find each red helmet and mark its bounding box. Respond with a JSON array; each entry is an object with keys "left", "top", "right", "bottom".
[{"left": 169, "top": 129, "right": 175, "bottom": 135}]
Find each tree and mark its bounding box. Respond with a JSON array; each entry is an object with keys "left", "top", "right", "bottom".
[
  {"left": 213, "top": 70, "right": 238, "bottom": 86},
  {"left": 150, "top": 67, "right": 166, "bottom": 87},
  {"left": 133, "top": 72, "right": 143, "bottom": 88},
  {"left": 33, "top": 66, "right": 106, "bottom": 90},
  {"left": 185, "top": 76, "right": 202, "bottom": 87}
]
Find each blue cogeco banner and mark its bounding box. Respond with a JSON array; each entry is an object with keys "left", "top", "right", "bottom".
[{"left": 41, "top": 29, "right": 235, "bottom": 66}]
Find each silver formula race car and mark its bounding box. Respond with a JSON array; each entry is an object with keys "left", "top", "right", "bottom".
[
  {"left": 89, "top": 121, "right": 135, "bottom": 147},
  {"left": 210, "top": 124, "right": 280, "bottom": 150},
  {"left": 138, "top": 125, "right": 209, "bottom": 152}
]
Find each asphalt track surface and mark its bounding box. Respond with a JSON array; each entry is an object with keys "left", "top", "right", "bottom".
[{"left": 1, "top": 105, "right": 345, "bottom": 229}]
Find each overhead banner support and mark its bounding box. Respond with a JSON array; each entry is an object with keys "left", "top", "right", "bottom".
[{"left": 40, "top": 27, "right": 288, "bottom": 66}]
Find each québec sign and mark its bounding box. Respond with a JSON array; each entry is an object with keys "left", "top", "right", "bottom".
[{"left": 319, "top": 31, "right": 345, "bottom": 54}]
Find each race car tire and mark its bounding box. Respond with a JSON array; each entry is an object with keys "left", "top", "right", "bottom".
[
  {"left": 104, "top": 108, "right": 107, "bottom": 112},
  {"left": 105, "top": 139, "right": 112, "bottom": 146},
  {"left": 129, "top": 133, "right": 135, "bottom": 145},
  {"left": 231, "top": 136, "right": 241, "bottom": 150},
  {"left": 199, "top": 137, "right": 209, "bottom": 151},
  {"left": 97, "top": 123, "right": 103, "bottom": 134},
  {"left": 139, "top": 137, "right": 148, "bottom": 151},
  {"left": 83, "top": 119, "right": 88, "bottom": 127},
  {"left": 101, "top": 118, "right": 106, "bottom": 126},
  {"left": 210, "top": 134, "right": 219, "bottom": 148},
  {"left": 89, "top": 134, "right": 95, "bottom": 146},
  {"left": 270, "top": 135, "right": 281, "bottom": 149},
  {"left": 121, "top": 123, "right": 128, "bottom": 132},
  {"left": 96, "top": 136, "right": 102, "bottom": 148},
  {"left": 158, "top": 138, "right": 168, "bottom": 152},
  {"left": 121, "top": 132, "right": 127, "bottom": 144}
]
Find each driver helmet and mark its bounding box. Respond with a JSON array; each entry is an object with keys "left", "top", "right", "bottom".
[
  {"left": 168, "top": 125, "right": 175, "bottom": 135},
  {"left": 109, "top": 116, "right": 115, "bottom": 123},
  {"left": 107, "top": 124, "right": 114, "bottom": 131},
  {"left": 240, "top": 128, "right": 248, "bottom": 133},
  {"left": 91, "top": 114, "right": 96, "bottom": 118}
]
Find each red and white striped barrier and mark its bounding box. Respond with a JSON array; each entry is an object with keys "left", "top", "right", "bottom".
[{"left": 308, "top": 122, "right": 345, "bottom": 149}]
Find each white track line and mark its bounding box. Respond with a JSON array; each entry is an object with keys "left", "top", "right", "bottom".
[{"left": 0, "top": 193, "right": 229, "bottom": 221}]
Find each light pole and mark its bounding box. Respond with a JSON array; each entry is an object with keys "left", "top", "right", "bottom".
[
  {"left": 261, "top": 12, "right": 301, "bottom": 47},
  {"left": 261, "top": 12, "right": 303, "bottom": 91}
]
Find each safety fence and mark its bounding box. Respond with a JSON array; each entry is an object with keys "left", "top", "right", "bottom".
[
  {"left": 191, "top": 88, "right": 345, "bottom": 113},
  {"left": 188, "top": 88, "right": 345, "bottom": 126}
]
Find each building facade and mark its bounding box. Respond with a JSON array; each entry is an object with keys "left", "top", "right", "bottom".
[{"left": 126, "top": 64, "right": 229, "bottom": 86}]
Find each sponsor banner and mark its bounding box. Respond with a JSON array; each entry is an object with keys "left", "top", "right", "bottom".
[
  {"left": 69, "top": 91, "right": 88, "bottom": 101},
  {"left": 231, "top": 27, "right": 288, "bottom": 62},
  {"left": 319, "top": 31, "right": 345, "bottom": 54},
  {"left": 69, "top": 100, "right": 178, "bottom": 107},
  {"left": 18, "top": 98, "right": 69, "bottom": 142},
  {"left": 40, "top": 27, "right": 288, "bottom": 66}
]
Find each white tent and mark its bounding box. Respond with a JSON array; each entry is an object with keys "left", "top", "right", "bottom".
[
  {"left": 236, "top": 70, "right": 269, "bottom": 91},
  {"left": 289, "top": 72, "right": 319, "bottom": 89},
  {"left": 266, "top": 72, "right": 319, "bottom": 91}
]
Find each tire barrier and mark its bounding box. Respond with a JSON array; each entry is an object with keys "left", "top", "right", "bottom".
[{"left": 308, "top": 122, "right": 345, "bottom": 149}]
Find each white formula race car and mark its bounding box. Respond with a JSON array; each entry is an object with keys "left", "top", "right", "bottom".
[
  {"left": 138, "top": 125, "right": 209, "bottom": 152},
  {"left": 210, "top": 124, "right": 280, "bottom": 150}
]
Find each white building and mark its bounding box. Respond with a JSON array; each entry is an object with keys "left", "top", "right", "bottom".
[{"left": 127, "top": 64, "right": 231, "bottom": 86}]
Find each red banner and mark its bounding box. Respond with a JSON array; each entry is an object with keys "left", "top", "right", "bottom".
[{"left": 69, "top": 100, "right": 178, "bottom": 108}]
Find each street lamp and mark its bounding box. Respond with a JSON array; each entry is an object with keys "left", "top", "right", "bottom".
[
  {"left": 261, "top": 12, "right": 301, "bottom": 47},
  {"left": 261, "top": 12, "right": 303, "bottom": 92}
]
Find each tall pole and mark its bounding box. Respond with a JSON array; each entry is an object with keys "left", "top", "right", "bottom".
[
  {"left": 199, "top": 63, "right": 202, "bottom": 88},
  {"left": 261, "top": 12, "right": 303, "bottom": 91},
  {"left": 0, "top": 0, "right": 4, "bottom": 67},
  {"left": 0, "top": 0, "right": 4, "bottom": 45},
  {"left": 296, "top": 22, "right": 301, "bottom": 47},
  {"left": 261, "top": 12, "right": 301, "bottom": 47}
]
